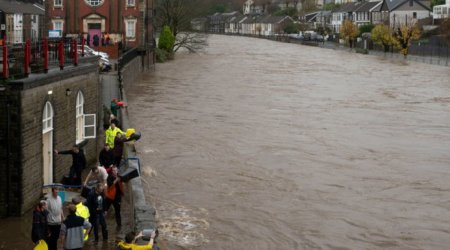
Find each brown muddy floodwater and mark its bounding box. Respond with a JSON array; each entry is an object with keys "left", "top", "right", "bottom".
[{"left": 127, "top": 35, "right": 450, "bottom": 250}]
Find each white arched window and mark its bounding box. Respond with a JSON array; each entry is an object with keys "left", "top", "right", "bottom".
[
  {"left": 76, "top": 91, "right": 85, "bottom": 143},
  {"left": 42, "top": 101, "right": 54, "bottom": 185},
  {"left": 76, "top": 91, "right": 96, "bottom": 143},
  {"left": 42, "top": 101, "right": 53, "bottom": 133}
]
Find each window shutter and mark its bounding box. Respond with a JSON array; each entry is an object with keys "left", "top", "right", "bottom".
[{"left": 83, "top": 114, "right": 96, "bottom": 139}]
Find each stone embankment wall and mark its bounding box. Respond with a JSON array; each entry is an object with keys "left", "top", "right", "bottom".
[{"left": 118, "top": 53, "right": 157, "bottom": 232}]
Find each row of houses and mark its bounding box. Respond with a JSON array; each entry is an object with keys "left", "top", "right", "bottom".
[
  {"left": 307, "top": 0, "right": 432, "bottom": 33},
  {"left": 197, "top": 0, "right": 447, "bottom": 37},
  {"left": 204, "top": 11, "right": 295, "bottom": 36}
]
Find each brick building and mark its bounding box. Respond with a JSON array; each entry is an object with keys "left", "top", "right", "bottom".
[
  {"left": 0, "top": 60, "right": 101, "bottom": 217},
  {"left": 45, "top": 0, "right": 154, "bottom": 50}
]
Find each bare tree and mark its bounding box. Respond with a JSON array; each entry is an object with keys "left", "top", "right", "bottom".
[
  {"left": 156, "top": 0, "right": 208, "bottom": 53},
  {"left": 173, "top": 32, "right": 208, "bottom": 53}
]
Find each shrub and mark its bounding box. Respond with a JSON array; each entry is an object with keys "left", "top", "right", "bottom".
[{"left": 158, "top": 25, "right": 175, "bottom": 54}]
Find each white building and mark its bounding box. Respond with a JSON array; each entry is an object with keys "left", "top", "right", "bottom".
[{"left": 433, "top": 0, "right": 450, "bottom": 21}]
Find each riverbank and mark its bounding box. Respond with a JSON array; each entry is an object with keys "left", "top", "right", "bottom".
[{"left": 220, "top": 33, "right": 450, "bottom": 67}]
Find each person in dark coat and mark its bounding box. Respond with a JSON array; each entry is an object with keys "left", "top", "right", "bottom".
[
  {"left": 86, "top": 33, "right": 91, "bottom": 46},
  {"left": 93, "top": 34, "right": 100, "bottom": 47},
  {"left": 113, "top": 133, "right": 130, "bottom": 167},
  {"left": 31, "top": 200, "right": 49, "bottom": 244},
  {"left": 99, "top": 144, "right": 114, "bottom": 172},
  {"left": 101, "top": 33, "right": 105, "bottom": 46},
  {"left": 86, "top": 184, "right": 108, "bottom": 241},
  {"left": 55, "top": 145, "right": 86, "bottom": 186}
]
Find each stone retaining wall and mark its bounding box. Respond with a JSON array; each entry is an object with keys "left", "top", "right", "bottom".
[{"left": 117, "top": 53, "right": 157, "bottom": 232}]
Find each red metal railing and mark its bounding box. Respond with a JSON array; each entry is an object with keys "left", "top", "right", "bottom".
[{"left": 1, "top": 37, "right": 89, "bottom": 80}]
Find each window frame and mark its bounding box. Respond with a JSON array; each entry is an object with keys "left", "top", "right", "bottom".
[
  {"left": 76, "top": 91, "right": 85, "bottom": 144},
  {"left": 125, "top": 19, "right": 137, "bottom": 38},
  {"left": 127, "top": 0, "right": 136, "bottom": 7},
  {"left": 54, "top": 0, "right": 63, "bottom": 7},
  {"left": 83, "top": 114, "right": 96, "bottom": 139},
  {"left": 84, "top": 0, "right": 105, "bottom": 7},
  {"left": 42, "top": 101, "right": 54, "bottom": 134}
]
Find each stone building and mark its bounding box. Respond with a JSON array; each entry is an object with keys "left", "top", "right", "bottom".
[
  {"left": 0, "top": 59, "right": 101, "bottom": 217},
  {"left": 45, "top": 0, "right": 154, "bottom": 50}
]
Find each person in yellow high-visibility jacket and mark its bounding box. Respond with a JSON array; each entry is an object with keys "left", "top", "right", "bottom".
[
  {"left": 105, "top": 120, "right": 124, "bottom": 149},
  {"left": 72, "top": 196, "right": 90, "bottom": 241},
  {"left": 117, "top": 230, "right": 156, "bottom": 250}
]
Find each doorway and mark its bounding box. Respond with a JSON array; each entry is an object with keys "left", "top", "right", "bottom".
[{"left": 88, "top": 23, "right": 102, "bottom": 47}]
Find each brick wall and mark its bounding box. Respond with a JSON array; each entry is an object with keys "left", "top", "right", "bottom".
[{"left": 0, "top": 90, "right": 21, "bottom": 216}]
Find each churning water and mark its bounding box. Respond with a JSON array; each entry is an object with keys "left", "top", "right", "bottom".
[{"left": 126, "top": 35, "right": 450, "bottom": 249}]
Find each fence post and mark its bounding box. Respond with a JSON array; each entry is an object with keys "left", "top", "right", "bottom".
[
  {"left": 73, "top": 39, "right": 78, "bottom": 66},
  {"left": 2, "top": 44, "right": 8, "bottom": 80},
  {"left": 43, "top": 38, "right": 48, "bottom": 73},
  {"left": 58, "top": 39, "right": 64, "bottom": 70}
]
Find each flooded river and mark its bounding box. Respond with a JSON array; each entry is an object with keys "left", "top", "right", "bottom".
[{"left": 126, "top": 35, "right": 450, "bottom": 250}]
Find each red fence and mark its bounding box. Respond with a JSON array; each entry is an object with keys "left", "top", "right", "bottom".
[{"left": 1, "top": 37, "right": 89, "bottom": 80}]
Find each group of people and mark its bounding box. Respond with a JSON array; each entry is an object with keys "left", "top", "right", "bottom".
[
  {"left": 86, "top": 32, "right": 112, "bottom": 47},
  {"left": 32, "top": 163, "right": 145, "bottom": 249},
  {"left": 32, "top": 187, "right": 90, "bottom": 250},
  {"left": 32, "top": 169, "right": 156, "bottom": 249},
  {"left": 33, "top": 99, "right": 154, "bottom": 249}
]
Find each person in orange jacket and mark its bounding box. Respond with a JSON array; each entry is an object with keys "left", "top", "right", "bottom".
[{"left": 104, "top": 165, "right": 124, "bottom": 227}]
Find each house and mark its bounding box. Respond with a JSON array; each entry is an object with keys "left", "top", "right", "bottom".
[
  {"left": 369, "top": 1, "right": 388, "bottom": 25},
  {"left": 380, "top": 0, "right": 431, "bottom": 27},
  {"left": 243, "top": 0, "right": 266, "bottom": 15},
  {"left": 241, "top": 15, "right": 264, "bottom": 35},
  {"left": 226, "top": 15, "right": 248, "bottom": 34},
  {"left": 243, "top": 0, "right": 302, "bottom": 15},
  {"left": 0, "top": 0, "right": 45, "bottom": 44},
  {"left": 45, "top": 0, "right": 154, "bottom": 50},
  {"left": 331, "top": 2, "right": 357, "bottom": 33},
  {"left": 352, "top": 1, "right": 382, "bottom": 27},
  {"left": 433, "top": 0, "right": 450, "bottom": 24},
  {"left": 259, "top": 15, "right": 294, "bottom": 35},
  {"left": 304, "top": 10, "right": 332, "bottom": 30},
  {"left": 209, "top": 11, "right": 242, "bottom": 34}
]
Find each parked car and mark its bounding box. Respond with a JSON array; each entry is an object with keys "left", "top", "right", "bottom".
[
  {"left": 77, "top": 45, "right": 109, "bottom": 60},
  {"left": 315, "top": 35, "right": 324, "bottom": 42}
]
